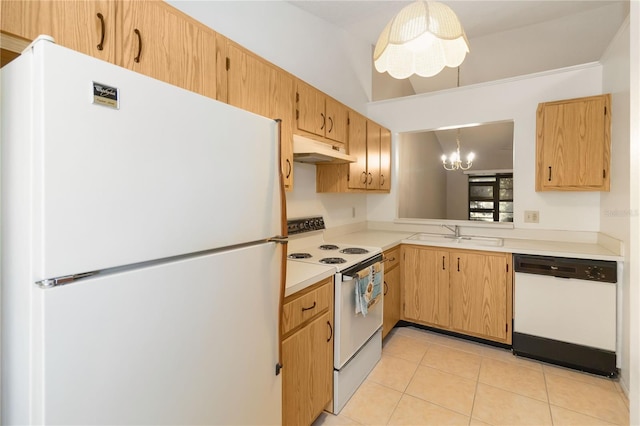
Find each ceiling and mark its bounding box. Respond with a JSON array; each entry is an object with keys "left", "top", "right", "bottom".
[{"left": 287, "top": 1, "right": 629, "bottom": 95}]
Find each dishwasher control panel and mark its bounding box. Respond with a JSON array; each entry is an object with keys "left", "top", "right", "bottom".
[{"left": 513, "top": 254, "right": 617, "bottom": 283}]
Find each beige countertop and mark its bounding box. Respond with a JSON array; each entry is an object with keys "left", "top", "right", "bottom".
[
  {"left": 285, "top": 229, "right": 622, "bottom": 297},
  {"left": 285, "top": 260, "right": 335, "bottom": 298}
]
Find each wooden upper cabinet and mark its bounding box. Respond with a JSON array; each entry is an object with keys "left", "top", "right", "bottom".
[
  {"left": 296, "top": 80, "right": 326, "bottom": 137},
  {"left": 379, "top": 127, "right": 391, "bottom": 191},
  {"left": 536, "top": 94, "right": 611, "bottom": 191},
  {"left": 226, "top": 42, "right": 273, "bottom": 117},
  {"left": 1, "top": 0, "right": 217, "bottom": 99},
  {"left": 272, "top": 71, "right": 295, "bottom": 190},
  {"left": 366, "top": 121, "right": 382, "bottom": 190},
  {"left": 118, "top": 1, "right": 216, "bottom": 99},
  {"left": 295, "top": 80, "right": 348, "bottom": 146},
  {"left": 1, "top": 0, "right": 117, "bottom": 63},
  {"left": 224, "top": 40, "right": 295, "bottom": 189},
  {"left": 325, "top": 97, "right": 348, "bottom": 144},
  {"left": 348, "top": 111, "right": 368, "bottom": 190}
]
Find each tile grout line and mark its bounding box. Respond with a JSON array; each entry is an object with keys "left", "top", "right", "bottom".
[{"left": 542, "top": 365, "right": 555, "bottom": 425}]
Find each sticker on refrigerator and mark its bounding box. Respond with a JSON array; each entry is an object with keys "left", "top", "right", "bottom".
[{"left": 93, "top": 82, "right": 119, "bottom": 109}]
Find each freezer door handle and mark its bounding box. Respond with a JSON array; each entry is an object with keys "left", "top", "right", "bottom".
[{"left": 36, "top": 271, "right": 98, "bottom": 288}]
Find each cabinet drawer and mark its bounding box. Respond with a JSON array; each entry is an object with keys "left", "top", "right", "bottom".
[
  {"left": 282, "top": 280, "right": 332, "bottom": 335},
  {"left": 383, "top": 246, "right": 400, "bottom": 270}
]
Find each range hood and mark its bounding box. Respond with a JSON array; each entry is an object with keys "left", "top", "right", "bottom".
[{"left": 293, "top": 135, "right": 356, "bottom": 164}]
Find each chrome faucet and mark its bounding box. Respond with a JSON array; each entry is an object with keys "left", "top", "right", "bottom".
[{"left": 442, "top": 224, "right": 461, "bottom": 238}]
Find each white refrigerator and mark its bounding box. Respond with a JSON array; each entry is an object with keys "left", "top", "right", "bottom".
[{"left": 1, "top": 37, "right": 286, "bottom": 425}]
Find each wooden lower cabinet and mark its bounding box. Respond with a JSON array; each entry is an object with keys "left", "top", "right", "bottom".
[
  {"left": 401, "top": 245, "right": 513, "bottom": 345},
  {"left": 402, "top": 245, "right": 450, "bottom": 328},
  {"left": 282, "top": 278, "right": 333, "bottom": 426},
  {"left": 382, "top": 246, "right": 401, "bottom": 339}
]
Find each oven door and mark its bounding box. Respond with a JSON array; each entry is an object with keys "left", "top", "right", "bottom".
[{"left": 335, "top": 256, "right": 384, "bottom": 369}]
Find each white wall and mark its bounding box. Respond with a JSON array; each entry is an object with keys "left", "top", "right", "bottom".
[
  {"left": 366, "top": 65, "right": 604, "bottom": 233},
  {"left": 601, "top": 16, "right": 633, "bottom": 404}
]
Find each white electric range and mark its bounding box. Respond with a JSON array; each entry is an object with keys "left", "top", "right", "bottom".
[{"left": 286, "top": 217, "right": 384, "bottom": 414}]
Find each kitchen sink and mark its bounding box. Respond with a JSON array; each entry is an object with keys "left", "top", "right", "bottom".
[{"left": 406, "top": 233, "right": 504, "bottom": 247}]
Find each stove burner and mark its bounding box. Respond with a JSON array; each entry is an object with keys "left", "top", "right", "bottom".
[
  {"left": 319, "top": 257, "right": 347, "bottom": 264},
  {"left": 288, "top": 253, "right": 312, "bottom": 259},
  {"left": 340, "top": 247, "right": 369, "bottom": 255},
  {"left": 319, "top": 244, "right": 339, "bottom": 250}
]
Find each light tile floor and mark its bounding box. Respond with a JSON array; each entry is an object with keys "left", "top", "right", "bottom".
[{"left": 313, "top": 326, "right": 630, "bottom": 426}]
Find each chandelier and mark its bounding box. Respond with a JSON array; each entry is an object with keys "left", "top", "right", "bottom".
[
  {"left": 441, "top": 129, "right": 474, "bottom": 171},
  {"left": 373, "top": 1, "right": 470, "bottom": 79}
]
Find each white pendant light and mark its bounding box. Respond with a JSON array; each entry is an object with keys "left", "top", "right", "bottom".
[{"left": 374, "top": 1, "right": 470, "bottom": 79}]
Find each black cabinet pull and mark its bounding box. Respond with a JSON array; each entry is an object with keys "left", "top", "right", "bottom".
[
  {"left": 134, "top": 29, "right": 142, "bottom": 63},
  {"left": 301, "top": 301, "right": 316, "bottom": 312},
  {"left": 548, "top": 166, "right": 552, "bottom": 182},
  {"left": 327, "top": 321, "right": 333, "bottom": 342},
  {"left": 320, "top": 113, "right": 325, "bottom": 130},
  {"left": 368, "top": 173, "right": 373, "bottom": 184},
  {"left": 96, "top": 13, "right": 105, "bottom": 51},
  {"left": 442, "top": 256, "right": 445, "bottom": 270},
  {"left": 328, "top": 116, "right": 334, "bottom": 133},
  {"left": 285, "top": 159, "right": 292, "bottom": 178},
  {"left": 380, "top": 174, "right": 385, "bottom": 186},
  {"left": 384, "top": 281, "right": 388, "bottom": 295},
  {"left": 457, "top": 257, "right": 460, "bottom": 272},
  {"left": 361, "top": 171, "right": 367, "bottom": 183}
]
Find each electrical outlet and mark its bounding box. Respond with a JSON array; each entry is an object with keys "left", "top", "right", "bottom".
[{"left": 524, "top": 210, "right": 539, "bottom": 223}]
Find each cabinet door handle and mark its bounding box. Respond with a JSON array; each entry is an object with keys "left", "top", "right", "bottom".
[
  {"left": 368, "top": 173, "right": 373, "bottom": 184},
  {"left": 327, "top": 321, "right": 333, "bottom": 342},
  {"left": 548, "top": 166, "right": 552, "bottom": 182},
  {"left": 380, "top": 174, "right": 385, "bottom": 186},
  {"left": 361, "top": 171, "right": 367, "bottom": 183},
  {"left": 383, "top": 256, "right": 395, "bottom": 263},
  {"left": 285, "top": 158, "right": 292, "bottom": 178},
  {"left": 457, "top": 257, "right": 460, "bottom": 272},
  {"left": 328, "top": 116, "right": 334, "bottom": 133},
  {"left": 384, "top": 280, "right": 388, "bottom": 295},
  {"left": 301, "top": 301, "right": 316, "bottom": 312},
  {"left": 320, "top": 113, "right": 325, "bottom": 130},
  {"left": 96, "top": 13, "right": 105, "bottom": 51},
  {"left": 134, "top": 29, "right": 142, "bottom": 63},
  {"left": 442, "top": 256, "right": 445, "bottom": 270}
]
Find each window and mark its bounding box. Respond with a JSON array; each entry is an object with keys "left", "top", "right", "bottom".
[{"left": 468, "top": 173, "right": 513, "bottom": 222}]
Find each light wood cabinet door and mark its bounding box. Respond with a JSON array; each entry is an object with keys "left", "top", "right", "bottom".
[
  {"left": 366, "top": 121, "right": 382, "bottom": 190},
  {"left": 226, "top": 42, "right": 272, "bottom": 117},
  {"left": 1, "top": 0, "right": 116, "bottom": 63},
  {"left": 118, "top": 0, "right": 216, "bottom": 99},
  {"left": 325, "top": 97, "right": 348, "bottom": 144},
  {"left": 272, "top": 70, "right": 295, "bottom": 190},
  {"left": 379, "top": 127, "right": 391, "bottom": 191},
  {"left": 402, "top": 245, "right": 450, "bottom": 327},
  {"left": 296, "top": 80, "right": 326, "bottom": 137},
  {"left": 282, "top": 311, "right": 333, "bottom": 426},
  {"left": 449, "top": 251, "right": 509, "bottom": 342},
  {"left": 536, "top": 94, "right": 611, "bottom": 191},
  {"left": 383, "top": 264, "right": 401, "bottom": 339},
  {"left": 348, "top": 111, "right": 368, "bottom": 190}
]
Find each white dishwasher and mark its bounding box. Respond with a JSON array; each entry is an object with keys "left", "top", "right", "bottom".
[{"left": 512, "top": 254, "right": 618, "bottom": 377}]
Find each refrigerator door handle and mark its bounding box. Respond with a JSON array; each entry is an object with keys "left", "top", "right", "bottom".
[{"left": 268, "top": 236, "right": 288, "bottom": 244}]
